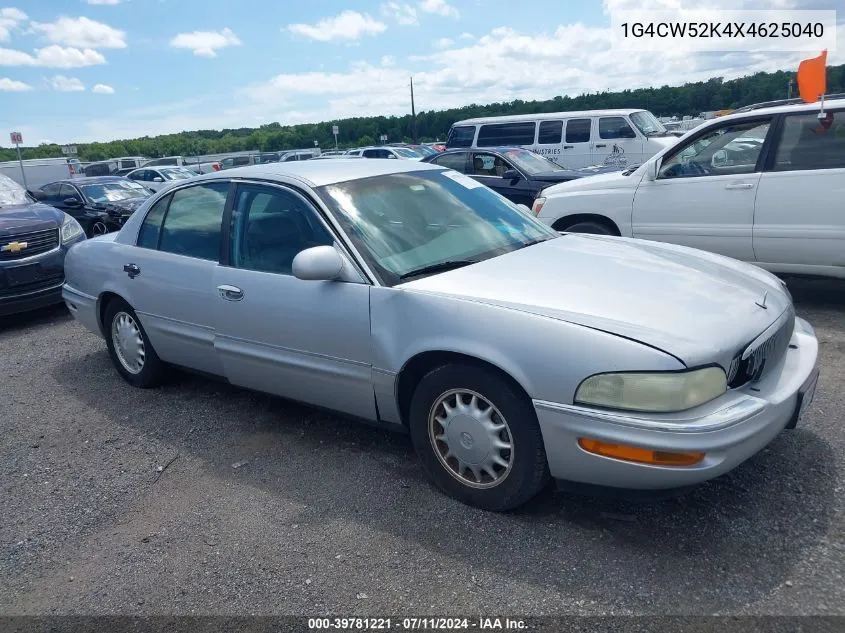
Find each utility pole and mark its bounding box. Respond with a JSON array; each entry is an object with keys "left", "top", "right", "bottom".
[
  {"left": 788, "top": 78, "right": 794, "bottom": 99},
  {"left": 410, "top": 76, "right": 418, "bottom": 144}
]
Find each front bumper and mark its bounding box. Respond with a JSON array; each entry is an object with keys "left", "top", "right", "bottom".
[
  {"left": 0, "top": 245, "right": 71, "bottom": 317},
  {"left": 533, "top": 317, "right": 819, "bottom": 489}
]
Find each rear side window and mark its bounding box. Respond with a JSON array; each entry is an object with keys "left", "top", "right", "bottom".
[
  {"left": 599, "top": 117, "right": 637, "bottom": 140},
  {"left": 477, "top": 122, "right": 536, "bottom": 147},
  {"left": 120, "top": 160, "right": 136, "bottom": 169},
  {"left": 157, "top": 183, "right": 229, "bottom": 261},
  {"left": 234, "top": 156, "right": 250, "bottom": 166},
  {"left": 538, "top": 120, "right": 563, "bottom": 144},
  {"left": 447, "top": 125, "right": 476, "bottom": 148},
  {"left": 41, "top": 183, "right": 62, "bottom": 197},
  {"left": 137, "top": 194, "right": 171, "bottom": 249},
  {"left": 432, "top": 152, "right": 468, "bottom": 173},
  {"left": 565, "top": 119, "right": 592, "bottom": 143},
  {"left": 772, "top": 110, "right": 845, "bottom": 172}
]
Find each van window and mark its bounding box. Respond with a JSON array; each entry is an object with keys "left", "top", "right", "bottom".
[
  {"left": 538, "top": 120, "right": 563, "bottom": 145},
  {"left": 565, "top": 119, "right": 592, "bottom": 144},
  {"left": 772, "top": 110, "right": 845, "bottom": 172},
  {"left": 477, "top": 122, "right": 536, "bottom": 147},
  {"left": 447, "top": 125, "right": 476, "bottom": 148},
  {"left": 599, "top": 117, "right": 637, "bottom": 140}
]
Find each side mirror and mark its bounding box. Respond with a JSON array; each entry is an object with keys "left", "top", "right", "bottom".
[
  {"left": 292, "top": 245, "right": 343, "bottom": 281},
  {"left": 502, "top": 169, "right": 521, "bottom": 181},
  {"left": 711, "top": 150, "right": 728, "bottom": 167},
  {"left": 63, "top": 197, "right": 82, "bottom": 207},
  {"left": 645, "top": 160, "right": 659, "bottom": 181},
  {"left": 153, "top": 177, "right": 164, "bottom": 183}
]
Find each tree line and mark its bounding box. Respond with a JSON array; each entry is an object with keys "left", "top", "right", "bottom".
[{"left": 3, "top": 63, "right": 843, "bottom": 164}]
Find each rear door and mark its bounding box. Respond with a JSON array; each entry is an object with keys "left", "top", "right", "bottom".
[
  {"left": 429, "top": 151, "right": 470, "bottom": 173},
  {"left": 592, "top": 116, "right": 645, "bottom": 168},
  {"left": 753, "top": 108, "right": 845, "bottom": 270},
  {"left": 120, "top": 181, "right": 232, "bottom": 375},
  {"left": 560, "top": 118, "right": 592, "bottom": 168},
  {"left": 534, "top": 120, "right": 564, "bottom": 166}
]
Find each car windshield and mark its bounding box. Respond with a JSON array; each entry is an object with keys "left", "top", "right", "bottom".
[
  {"left": 81, "top": 180, "right": 148, "bottom": 203},
  {"left": 502, "top": 149, "right": 563, "bottom": 174},
  {"left": 414, "top": 146, "right": 438, "bottom": 156},
  {"left": 630, "top": 110, "right": 668, "bottom": 136},
  {"left": 160, "top": 167, "right": 195, "bottom": 180},
  {"left": 318, "top": 169, "right": 559, "bottom": 285},
  {"left": 0, "top": 173, "right": 30, "bottom": 206},
  {"left": 394, "top": 147, "right": 423, "bottom": 158}
]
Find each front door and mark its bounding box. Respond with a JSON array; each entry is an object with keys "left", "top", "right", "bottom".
[
  {"left": 213, "top": 182, "right": 375, "bottom": 419},
  {"left": 591, "top": 116, "right": 645, "bottom": 169},
  {"left": 631, "top": 117, "right": 772, "bottom": 262},
  {"left": 469, "top": 152, "right": 533, "bottom": 206},
  {"left": 119, "top": 181, "right": 231, "bottom": 376},
  {"left": 753, "top": 108, "right": 845, "bottom": 270},
  {"left": 534, "top": 120, "right": 564, "bottom": 166}
]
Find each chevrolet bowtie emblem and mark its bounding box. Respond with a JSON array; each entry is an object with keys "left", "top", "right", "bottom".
[
  {"left": 1, "top": 241, "right": 27, "bottom": 253},
  {"left": 755, "top": 291, "right": 768, "bottom": 310}
]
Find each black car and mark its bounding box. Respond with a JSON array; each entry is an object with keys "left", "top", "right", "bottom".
[
  {"left": 0, "top": 173, "right": 86, "bottom": 316},
  {"left": 33, "top": 176, "right": 152, "bottom": 237},
  {"left": 422, "top": 147, "right": 621, "bottom": 207}
]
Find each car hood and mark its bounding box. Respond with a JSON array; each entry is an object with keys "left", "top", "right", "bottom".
[
  {"left": 531, "top": 166, "right": 623, "bottom": 183},
  {"left": 94, "top": 196, "right": 149, "bottom": 215},
  {"left": 400, "top": 235, "right": 789, "bottom": 367},
  {"left": 0, "top": 202, "right": 64, "bottom": 237},
  {"left": 539, "top": 169, "right": 639, "bottom": 196}
]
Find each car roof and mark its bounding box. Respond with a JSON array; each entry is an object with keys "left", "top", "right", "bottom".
[
  {"left": 45, "top": 176, "right": 129, "bottom": 186},
  {"left": 454, "top": 109, "right": 645, "bottom": 126},
  {"left": 438, "top": 146, "right": 528, "bottom": 154},
  {"left": 187, "top": 158, "right": 444, "bottom": 187},
  {"left": 716, "top": 99, "right": 844, "bottom": 121}
]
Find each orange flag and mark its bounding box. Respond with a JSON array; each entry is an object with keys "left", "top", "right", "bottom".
[{"left": 797, "top": 50, "right": 827, "bottom": 103}]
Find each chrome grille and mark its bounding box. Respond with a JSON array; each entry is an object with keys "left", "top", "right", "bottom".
[
  {"left": 729, "top": 308, "right": 795, "bottom": 388},
  {"left": 0, "top": 228, "right": 60, "bottom": 261}
]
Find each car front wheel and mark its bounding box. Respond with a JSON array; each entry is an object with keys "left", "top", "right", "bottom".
[
  {"left": 409, "top": 363, "right": 550, "bottom": 511},
  {"left": 104, "top": 298, "right": 167, "bottom": 388}
]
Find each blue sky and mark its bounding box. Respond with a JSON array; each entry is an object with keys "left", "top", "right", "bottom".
[{"left": 1, "top": 0, "right": 842, "bottom": 146}]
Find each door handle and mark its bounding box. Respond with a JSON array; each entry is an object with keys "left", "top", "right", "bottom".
[
  {"left": 595, "top": 144, "right": 607, "bottom": 148},
  {"left": 563, "top": 145, "right": 574, "bottom": 149},
  {"left": 725, "top": 183, "right": 754, "bottom": 190},
  {"left": 123, "top": 263, "right": 140, "bottom": 279},
  {"left": 217, "top": 284, "right": 244, "bottom": 301}
]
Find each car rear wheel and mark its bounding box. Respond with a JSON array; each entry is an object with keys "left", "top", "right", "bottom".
[
  {"left": 559, "top": 221, "right": 614, "bottom": 235},
  {"left": 104, "top": 299, "right": 166, "bottom": 388},
  {"left": 409, "top": 363, "right": 550, "bottom": 511}
]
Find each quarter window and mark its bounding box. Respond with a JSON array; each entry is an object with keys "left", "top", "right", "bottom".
[
  {"left": 599, "top": 117, "right": 637, "bottom": 140},
  {"left": 565, "top": 119, "right": 592, "bottom": 144},
  {"left": 137, "top": 194, "right": 171, "bottom": 249},
  {"left": 158, "top": 182, "right": 229, "bottom": 261},
  {"left": 231, "top": 184, "right": 334, "bottom": 275},
  {"left": 432, "top": 152, "right": 468, "bottom": 173},
  {"left": 772, "top": 110, "right": 845, "bottom": 172},
  {"left": 658, "top": 119, "right": 771, "bottom": 179},
  {"left": 447, "top": 125, "right": 476, "bottom": 148},
  {"left": 476, "top": 122, "right": 536, "bottom": 147},
  {"left": 538, "top": 120, "right": 563, "bottom": 145}
]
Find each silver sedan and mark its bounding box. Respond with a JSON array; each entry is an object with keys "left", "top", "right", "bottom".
[{"left": 61, "top": 159, "right": 820, "bottom": 511}]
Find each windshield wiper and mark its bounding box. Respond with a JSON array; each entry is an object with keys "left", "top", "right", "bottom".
[{"left": 399, "top": 259, "right": 478, "bottom": 280}]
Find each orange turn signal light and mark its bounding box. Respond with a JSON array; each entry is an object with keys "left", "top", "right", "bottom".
[{"left": 578, "top": 438, "right": 705, "bottom": 467}]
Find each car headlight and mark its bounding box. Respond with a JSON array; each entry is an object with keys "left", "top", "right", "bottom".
[
  {"left": 574, "top": 367, "right": 727, "bottom": 413},
  {"left": 531, "top": 196, "right": 546, "bottom": 216},
  {"left": 60, "top": 213, "right": 84, "bottom": 243}
]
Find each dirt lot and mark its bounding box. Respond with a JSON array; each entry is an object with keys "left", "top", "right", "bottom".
[{"left": 1, "top": 278, "right": 843, "bottom": 617}]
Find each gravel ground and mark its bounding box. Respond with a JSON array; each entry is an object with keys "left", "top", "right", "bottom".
[{"left": 0, "top": 277, "right": 843, "bottom": 618}]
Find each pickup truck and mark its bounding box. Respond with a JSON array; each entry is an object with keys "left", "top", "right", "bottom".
[{"left": 141, "top": 156, "right": 220, "bottom": 174}]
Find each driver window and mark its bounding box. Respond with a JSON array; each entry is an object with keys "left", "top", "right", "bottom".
[
  {"left": 59, "top": 184, "right": 78, "bottom": 200},
  {"left": 658, "top": 119, "right": 771, "bottom": 179},
  {"left": 471, "top": 153, "right": 511, "bottom": 177}
]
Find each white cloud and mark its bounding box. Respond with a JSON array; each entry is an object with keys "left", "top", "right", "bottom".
[
  {"left": 0, "top": 76, "right": 31, "bottom": 91},
  {"left": 287, "top": 11, "right": 387, "bottom": 42},
  {"left": 418, "top": 0, "right": 460, "bottom": 19},
  {"left": 169, "top": 27, "right": 241, "bottom": 58},
  {"left": 380, "top": 2, "right": 418, "bottom": 26},
  {"left": 0, "top": 45, "right": 106, "bottom": 67},
  {"left": 380, "top": 55, "right": 395, "bottom": 66},
  {"left": 48, "top": 74, "right": 85, "bottom": 91},
  {"left": 92, "top": 83, "right": 114, "bottom": 93},
  {"left": 30, "top": 16, "right": 127, "bottom": 49},
  {"left": 0, "top": 7, "right": 27, "bottom": 42},
  {"left": 459, "top": 32, "right": 474, "bottom": 40},
  {"left": 85, "top": 0, "right": 121, "bottom": 4},
  {"left": 432, "top": 37, "right": 453, "bottom": 49}
]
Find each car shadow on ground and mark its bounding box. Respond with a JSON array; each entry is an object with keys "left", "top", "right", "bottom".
[
  {"left": 0, "top": 304, "right": 71, "bottom": 336},
  {"left": 49, "top": 343, "right": 837, "bottom": 613}
]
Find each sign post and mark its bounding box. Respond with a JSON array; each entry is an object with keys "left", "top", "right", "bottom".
[
  {"left": 332, "top": 125, "right": 339, "bottom": 150},
  {"left": 380, "top": 134, "right": 388, "bottom": 145},
  {"left": 10, "top": 131, "right": 27, "bottom": 190}
]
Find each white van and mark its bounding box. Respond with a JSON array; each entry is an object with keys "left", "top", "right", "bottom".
[
  {"left": 0, "top": 157, "right": 83, "bottom": 190},
  {"left": 446, "top": 109, "right": 677, "bottom": 169}
]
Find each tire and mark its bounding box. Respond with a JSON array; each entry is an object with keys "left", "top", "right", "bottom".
[
  {"left": 560, "top": 221, "right": 614, "bottom": 235},
  {"left": 103, "top": 298, "right": 167, "bottom": 388},
  {"left": 408, "top": 363, "right": 550, "bottom": 511}
]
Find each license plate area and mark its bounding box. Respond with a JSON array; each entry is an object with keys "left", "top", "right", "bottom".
[
  {"left": 785, "top": 367, "right": 820, "bottom": 430},
  {"left": 5, "top": 264, "right": 42, "bottom": 287}
]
